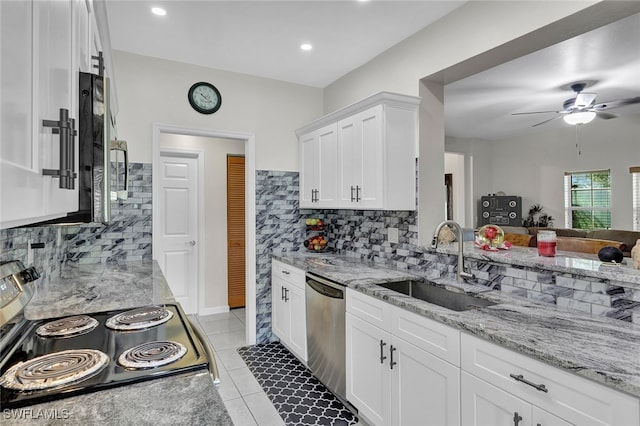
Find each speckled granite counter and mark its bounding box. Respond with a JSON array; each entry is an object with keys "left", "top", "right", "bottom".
[
  {"left": 3, "top": 372, "right": 231, "bottom": 426},
  {"left": 437, "top": 241, "right": 640, "bottom": 286},
  {"left": 5, "top": 261, "right": 232, "bottom": 425},
  {"left": 274, "top": 252, "right": 640, "bottom": 399},
  {"left": 24, "top": 261, "right": 175, "bottom": 320}
]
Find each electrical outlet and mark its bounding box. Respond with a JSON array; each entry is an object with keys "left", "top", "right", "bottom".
[{"left": 388, "top": 227, "right": 399, "bottom": 244}]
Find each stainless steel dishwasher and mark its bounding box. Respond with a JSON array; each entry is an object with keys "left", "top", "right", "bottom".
[{"left": 305, "top": 273, "right": 346, "bottom": 401}]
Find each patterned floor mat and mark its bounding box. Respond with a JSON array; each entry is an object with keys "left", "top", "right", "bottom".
[{"left": 237, "top": 342, "right": 358, "bottom": 426}]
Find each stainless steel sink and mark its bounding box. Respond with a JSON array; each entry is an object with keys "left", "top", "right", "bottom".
[{"left": 377, "top": 280, "right": 496, "bottom": 311}]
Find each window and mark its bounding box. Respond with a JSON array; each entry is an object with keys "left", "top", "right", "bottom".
[
  {"left": 564, "top": 170, "right": 611, "bottom": 230},
  {"left": 632, "top": 167, "right": 640, "bottom": 231}
]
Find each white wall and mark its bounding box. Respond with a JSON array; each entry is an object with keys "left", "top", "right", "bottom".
[
  {"left": 160, "top": 133, "right": 245, "bottom": 311},
  {"left": 323, "top": 1, "right": 598, "bottom": 111},
  {"left": 112, "top": 50, "right": 323, "bottom": 170},
  {"left": 490, "top": 116, "right": 639, "bottom": 230}
]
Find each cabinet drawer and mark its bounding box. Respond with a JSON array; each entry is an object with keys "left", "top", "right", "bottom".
[
  {"left": 346, "top": 289, "right": 392, "bottom": 332},
  {"left": 272, "top": 259, "right": 305, "bottom": 289},
  {"left": 392, "top": 307, "right": 460, "bottom": 366},
  {"left": 461, "top": 333, "right": 640, "bottom": 426}
]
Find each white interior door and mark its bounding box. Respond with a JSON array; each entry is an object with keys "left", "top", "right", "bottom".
[{"left": 157, "top": 151, "right": 199, "bottom": 313}]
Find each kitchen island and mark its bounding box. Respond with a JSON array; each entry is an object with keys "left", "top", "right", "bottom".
[
  {"left": 4, "top": 261, "right": 232, "bottom": 426},
  {"left": 274, "top": 252, "right": 640, "bottom": 399}
]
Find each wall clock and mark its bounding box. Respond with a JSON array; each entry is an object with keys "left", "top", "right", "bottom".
[{"left": 187, "top": 82, "right": 222, "bottom": 114}]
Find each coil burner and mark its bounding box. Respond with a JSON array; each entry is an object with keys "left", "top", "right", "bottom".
[
  {"left": 36, "top": 315, "right": 99, "bottom": 338},
  {"left": 0, "top": 349, "right": 109, "bottom": 391},
  {"left": 105, "top": 306, "right": 173, "bottom": 331},
  {"left": 118, "top": 341, "right": 187, "bottom": 370}
]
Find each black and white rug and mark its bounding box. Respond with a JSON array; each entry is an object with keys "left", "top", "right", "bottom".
[{"left": 237, "top": 342, "right": 359, "bottom": 426}]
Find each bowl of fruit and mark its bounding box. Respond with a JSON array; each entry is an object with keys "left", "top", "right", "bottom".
[
  {"left": 476, "top": 224, "right": 505, "bottom": 248},
  {"left": 305, "top": 218, "right": 325, "bottom": 231},
  {"left": 304, "top": 235, "right": 328, "bottom": 252}
]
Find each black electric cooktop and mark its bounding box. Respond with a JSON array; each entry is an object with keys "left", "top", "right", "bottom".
[{"left": 0, "top": 304, "right": 208, "bottom": 409}]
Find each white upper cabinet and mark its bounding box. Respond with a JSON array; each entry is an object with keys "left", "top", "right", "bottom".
[
  {"left": 0, "top": 0, "right": 105, "bottom": 230},
  {"left": 297, "top": 92, "right": 419, "bottom": 211},
  {"left": 299, "top": 124, "right": 338, "bottom": 209}
]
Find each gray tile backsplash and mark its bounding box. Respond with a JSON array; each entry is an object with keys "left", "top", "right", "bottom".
[{"left": 0, "top": 162, "right": 152, "bottom": 281}]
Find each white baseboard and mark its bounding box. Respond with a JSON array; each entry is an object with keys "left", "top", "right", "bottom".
[{"left": 198, "top": 305, "right": 230, "bottom": 316}]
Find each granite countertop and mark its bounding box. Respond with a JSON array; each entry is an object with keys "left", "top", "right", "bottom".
[
  {"left": 274, "top": 252, "right": 640, "bottom": 398},
  {"left": 436, "top": 241, "right": 640, "bottom": 287},
  {"left": 25, "top": 261, "right": 176, "bottom": 320},
  {"left": 5, "top": 261, "right": 232, "bottom": 425}
]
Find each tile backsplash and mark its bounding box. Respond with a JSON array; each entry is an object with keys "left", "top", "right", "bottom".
[{"left": 0, "top": 162, "right": 152, "bottom": 282}]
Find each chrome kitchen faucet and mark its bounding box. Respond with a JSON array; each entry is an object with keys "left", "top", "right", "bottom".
[{"left": 432, "top": 220, "right": 475, "bottom": 283}]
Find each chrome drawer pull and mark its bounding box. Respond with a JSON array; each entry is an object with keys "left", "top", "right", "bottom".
[
  {"left": 513, "top": 411, "right": 522, "bottom": 426},
  {"left": 379, "top": 340, "right": 387, "bottom": 364},
  {"left": 389, "top": 345, "right": 397, "bottom": 370},
  {"left": 509, "top": 373, "right": 548, "bottom": 393}
]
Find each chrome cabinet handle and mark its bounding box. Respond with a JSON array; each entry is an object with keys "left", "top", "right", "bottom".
[
  {"left": 350, "top": 186, "right": 355, "bottom": 202},
  {"left": 282, "top": 270, "right": 290, "bottom": 275},
  {"left": 355, "top": 185, "right": 361, "bottom": 202},
  {"left": 187, "top": 240, "right": 196, "bottom": 246},
  {"left": 389, "top": 345, "right": 397, "bottom": 369},
  {"left": 284, "top": 287, "right": 289, "bottom": 302},
  {"left": 281, "top": 286, "right": 285, "bottom": 301},
  {"left": 513, "top": 412, "right": 522, "bottom": 426},
  {"left": 509, "top": 374, "right": 548, "bottom": 393},
  {"left": 42, "top": 108, "right": 77, "bottom": 190},
  {"left": 379, "top": 340, "right": 387, "bottom": 364}
]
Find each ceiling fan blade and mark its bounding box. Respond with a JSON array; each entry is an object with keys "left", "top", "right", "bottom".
[
  {"left": 596, "top": 111, "right": 618, "bottom": 120},
  {"left": 531, "top": 115, "right": 564, "bottom": 127},
  {"left": 592, "top": 96, "right": 640, "bottom": 110},
  {"left": 575, "top": 92, "right": 597, "bottom": 108},
  {"left": 512, "top": 110, "right": 564, "bottom": 116}
]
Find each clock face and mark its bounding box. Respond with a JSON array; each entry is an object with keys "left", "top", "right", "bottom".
[{"left": 188, "top": 82, "right": 221, "bottom": 114}]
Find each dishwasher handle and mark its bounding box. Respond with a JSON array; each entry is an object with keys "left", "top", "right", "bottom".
[{"left": 306, "top": 273, "right": 344, "bottom": 299}]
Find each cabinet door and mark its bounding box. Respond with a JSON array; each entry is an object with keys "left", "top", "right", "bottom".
[
  {"left": 532, "top": 406, "right": 573, "bottom": 426},
  {"left": 299, "top": 125, "right": 338, "bottom": 209},
  {"left": 338, "top": 106, "right": 383, "bottom": 209},
  {"left": 391, "top": 337, "right": 460, "bottom": 426},
  {"left": 271, "top": 276, "right": 290, "bottom": 342},
  {"left": 287, "top": 283, "right": 307, "bottom": 362},
  {"left": 299, "top": 131, "right": 318, "bottom": 208},
  {"left": 0, "top": 0, "right": 38, "bottom": 227},
  {"left": 73, "top": 0, "right": 92, "bottom": 73},
  {"left": 462, "top": 372, "right": 532, "bottom": 426},
  {"left": 346, "top": 312, "right": 390, "bottom": 426},
  {"left": 37, "top": 0, "right": 79, "bottom": 217}
]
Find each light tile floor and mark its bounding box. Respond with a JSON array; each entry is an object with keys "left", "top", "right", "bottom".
[{"left": 197, "top": 308, "right": 285, "bottom": 426}]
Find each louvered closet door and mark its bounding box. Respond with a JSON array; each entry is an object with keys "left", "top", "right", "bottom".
[{"left": 227, "top": 155, "right": 246, "bottom": 308}]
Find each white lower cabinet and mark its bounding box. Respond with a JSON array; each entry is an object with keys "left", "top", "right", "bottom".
[
  {"left": 345, "top": 289, "right": 460, "bottom": 426},
  {"left": 346, "top": 289, "right": 640, "bottom": 426},
  {"left": 271, "top": 260, "right": 307, "bottom": 363},
  {"left": 461, "top": 333, "right": 640, "bottom": 426},
  {"left": 462, "top": 372, "right": 571, "bottom": 426}
]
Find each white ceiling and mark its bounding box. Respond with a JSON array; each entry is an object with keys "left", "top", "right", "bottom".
[
  {"left": 105, "top": 0, "right": 464, "bottom": 88},
  {"left": 105, "top": 2, "right": 640, "bottom": 141},
  {"left": 444, "top": 11, "right": 640, "bottom": 141}
]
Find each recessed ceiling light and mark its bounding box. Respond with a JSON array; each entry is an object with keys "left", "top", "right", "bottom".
[
  {"left": 300, "top": 43, "right": 313, "bottom": 51},
  {"left": 151, "top": 7, "right": 166, "bottom": 16}
]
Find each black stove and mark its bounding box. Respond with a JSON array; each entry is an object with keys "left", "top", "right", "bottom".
[{"left": 0, "top": 304, "right": 208, "bottom": 409}]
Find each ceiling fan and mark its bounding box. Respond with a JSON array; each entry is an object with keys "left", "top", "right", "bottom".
[{"left": 512, "top": 82, "right": 640, "bottom": 127}]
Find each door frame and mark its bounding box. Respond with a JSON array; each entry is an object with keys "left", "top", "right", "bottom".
[
  {"left": 152, "top": 123, "right": 257, "bottom": 345},
  {"left": 156, "top": 148, "right": 204, "bottom": 315}
]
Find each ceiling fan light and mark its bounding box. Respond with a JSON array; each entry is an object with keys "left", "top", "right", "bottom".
[{"left": 563, "top": 111, "right": 596, "bottom": 125}]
